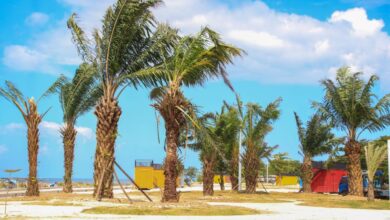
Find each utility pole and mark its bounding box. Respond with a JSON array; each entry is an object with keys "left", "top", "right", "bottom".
[
  {"left": 388, "top": 139, "right": 390, "bottom": 200},
  {"left": 3, "top": 169, "right": 21, "bottom": 217},
  {"left": 238, "top": 129, "right": 242, "bottom": 191}
]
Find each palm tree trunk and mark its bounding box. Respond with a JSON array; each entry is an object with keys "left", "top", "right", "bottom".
[
  {"left": 244, "top": 146, "right": 259, "bottom": 193},
  {"left": 25, "top": 101, "right": 41, "bottom": 196},
  {"left": 93, "top": 96, "right": 121, "bottom": 199},
  {"left": 162, "top": 122, "right": 180, "bottom": 202},
  {"left": 61, "top": 123, "right": 77, "bottom": 193},
  {"left": 219, "top": 173, "right": 225, "bottom": 191},
  {"left": 229, "top": 147, "right": 239, "bottom": 191},
  {"left": 345, "top": 139, "right": 363, "bottom": 196},
  {"left": 367, "top": 180, "right": 375, "bottom": 201},
  {"left": 302, "top": 155, "right": 312, "bottom": 193},
  {"left": 202, "top": 158, "right": 215, "bottom": 196}
]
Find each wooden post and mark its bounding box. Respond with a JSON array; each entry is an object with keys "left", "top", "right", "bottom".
[
  {"left": 96, "top": 157, "right": 114, "bottom": 201},
  {"left": 114, "top": 160, "right": 153, "bottom": 202},
  {"left": 113, "top": 169, "right": 132, "bottom": 203}
]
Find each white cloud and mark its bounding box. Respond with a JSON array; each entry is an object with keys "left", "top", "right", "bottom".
[
  {"left": 25, "top": 12, "right": 49, "bottom": 26},
  {"left": 0, "top": 145, "right": 7, "bottom": 154},
  {"left": 314, "top": 40, "right": 330, "bottom": 54},
  {"left": 3, "top": 0, "right": 390, "bottom": 88},
  {"left": 75, "top": 127, "right": 94, "bottom": 139},
  {"left": 4, "top": 123, "right": 25, "bottom": 131},
  {"left": 0, "top": 121, "right": 93, "bottom": 140},
  {"left": 228, "top": 30, "right": 285, "bottom": 48},
  {"left": 40, "top": 121, "right": 94, "bottom": 140},
  {"left": 329, "top": 8, "right": 384, "bottom": 37},
  {"left": 153, "top": 0, "right": 390, "bottom": 86},
  {"left": 2, "top": 45, "right": 48, "bottom": 71},
  {"left": 0, "top": 123, "right": 25, "bottom": 134}
]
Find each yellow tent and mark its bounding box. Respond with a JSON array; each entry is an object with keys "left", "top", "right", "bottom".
[
  {"left": 213, "top": 175, "right": 231, "bottom": 184},
  {"left": 135, "top": 161, "right": 155, "bottom": 189},
  {"left": 275, "top": 176, "right": 299, "bottom": 186},
  {"left": 152, "top": 164, "right": 165, "bottom": 188},
  {"left": 135, "top": 160, "right": 176, "bottom": 189}
]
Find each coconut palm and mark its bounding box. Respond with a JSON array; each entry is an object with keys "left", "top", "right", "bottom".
[
  {"left": 313, "top": 67, "right": 390, "bottom": 196},
  {"left": 67, "top": 0, "right": 177, "bottom": 198},
  {"left": 150, "top": 27, "right": 243, "bottom": 202},
  {"left": 0, "top": 81, "right": 50, "bottom": 196},
  {"left": 294, "top": 112, "right": 337, "bottom": 193},
  {"left": 242, "top": 100, "right": 281, "bottom": 193},
  {"left": 44, "top": 63, "right": 102, "bottom": 193},
  {"left": 364, "top": 142, "right": 387, "bottom": 201}
]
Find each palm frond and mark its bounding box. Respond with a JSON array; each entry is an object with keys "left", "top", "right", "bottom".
[{"left": 67, "top": 13, "right": 94, "bottom": 63}]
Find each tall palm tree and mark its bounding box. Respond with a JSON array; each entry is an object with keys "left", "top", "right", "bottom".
[
  {"left": 364, "top": 142, "right": 387, "bottom": 201},
  {"left": 44, "top": 63, "right": 101, "bottom": 193},
  {"left": 242, "top": 100, "right": 281, "bottom": 193},
  {"left": 294, "top": 112, "right": 337, "bottom": 193},
  {"left": 0, "top": 81, "right": 49, "bottom": 196},
  {"left": 314, "top": 67, "right": 390, "bottom": 196},
  {"left": 67, "top": 0, "right": 177, "bottom": 198},
  {"left": 150, "top": 27, "right": 243, "bottom": 202}
]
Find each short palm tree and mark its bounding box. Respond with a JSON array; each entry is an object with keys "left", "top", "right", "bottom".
[
  {"left": 150, "top": 27, "right": 243, "bottom": 202},
  {"left": 221, "top": 100, "right": 245, "bottom": 191},
  {"left": 67, "top": 0, "right": 177, "bottom": 198},
  {"left": 214, "top": 104, "right": 241, "bottom": 191},
  {"left": 294, "top": 112, "right": 337, "bottom": 193},
  {"left": 314, "top": 67, "right": 390, "bottom": 196},
  {"left": 242, "top": 100, "right": 281, "bottom": 193},
  {"left": 44, "top": 63, "right": 101, "bottom": 193},
  {"left": 0, "top": 81, "right": 49, "bottom": 196},
  {"left": 188, "top": 112, "right": 220, "bottom": 196},
  {"left": 364, "top": 142, "right": 387, "bottom": 201}
]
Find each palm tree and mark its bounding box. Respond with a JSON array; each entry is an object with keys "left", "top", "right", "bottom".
[
  {"left": 214, "top": 104, "right": 241, "bottom": 191},
  {"left": 314, "top": 67, "right": 390, "bottom": 196},
  {"left": 221, "top": 101, "right": 242, "bottom": 191},
  {"left": 150, "top": 27, "right": 243, "bottom": 202},
  {"left": 188, "top": 112, "right": 220, "bottom": 196},
  {"left": 294, "top": 112, "right": 337, "bottom": 193},
  {"left": 44, "top": 63, "right": 101, "bottom": 193},
  {"left": 67, "top": 0, "right": 177, "bottom": 198},
  {"left": 242, "top": 100, "right": 281, "bottom": 193},
  {"left": 364, "top": 142, "right": 387, "bottom": 201},
  {"left": 0, "top": 81, "right": 49, "bottom": 196}
]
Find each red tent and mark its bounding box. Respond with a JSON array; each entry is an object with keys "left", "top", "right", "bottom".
[{"left": 311, "top": 161, "right": 347, "bottom": 193}]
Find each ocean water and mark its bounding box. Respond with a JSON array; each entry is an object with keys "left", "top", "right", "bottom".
[
  {"left": 1, "top": 178, "right": 132, "bottom": 184},
  {"left": 39, "top": 178, "right": 132, "bottom": 184}
]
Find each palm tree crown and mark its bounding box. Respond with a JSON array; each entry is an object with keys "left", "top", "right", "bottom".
[
  {"left": 44, "top": 63, "right": 101, "bottom": 124},
  {"left": 67, "top": 0, "right": 177, "bottom": 97},
  {"left": 294, "top": 112, "right": 336, "bottom": 157},
  {"left": 314, "top": 67, "right": 390, "bottom": 139}
]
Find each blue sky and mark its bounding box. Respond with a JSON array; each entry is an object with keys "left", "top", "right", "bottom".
[{"left": 1, "top": 0, "right": 390, "bottom": 179}]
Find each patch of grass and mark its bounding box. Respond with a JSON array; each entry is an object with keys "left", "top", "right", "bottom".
[
  {"left": 300, "top": 198, "right": 390, "bottom": 210},
  {"left": 82, "top": 205, "right": 261, "bottom": 216},
  {"left": 135, "top": 191, "right": 285, "bottom": 203}
]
